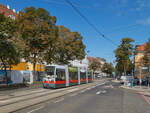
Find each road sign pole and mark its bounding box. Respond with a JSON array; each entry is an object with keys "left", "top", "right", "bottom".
[{"left": 140, "top": 66, "right": 142, "bottom": 89}]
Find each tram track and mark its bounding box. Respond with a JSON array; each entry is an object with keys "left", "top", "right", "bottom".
[
  {"left": 0, "top": 83, "right": 90, "bottom": 101},
  {"left": 0, "top": 81, "right": 106, "bottom": 113},
  {"left": 0, "top": 82, "right": 101, "bottom": 107}
]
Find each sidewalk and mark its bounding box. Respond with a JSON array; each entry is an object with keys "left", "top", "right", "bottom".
[
  {"left": 0, "top": 81, "right": 43, "bottom": 95},
  {"left": 120, "top": 85, "right": 150, "bottom": 96}
]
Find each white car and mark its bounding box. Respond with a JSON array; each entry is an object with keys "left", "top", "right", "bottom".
[{"left": 120, "top": 76, "right": 133, "bottom": 84}]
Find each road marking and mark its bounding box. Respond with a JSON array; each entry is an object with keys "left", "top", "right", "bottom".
[
  {"left": 86, "top": 88, "right": 91, "bottom": 90},
  {"left": 96, "top": 91, "right": 101, "bottom": 95},
  {"left": 53, "top": 98, "right": 64, "bottom": 103},
  {"left": 96, "top": 90, "right": 107, "bottom": 95},
  {"left": 104, "top": 85, "right": 114, "bottom": 89},
  {"left": 27, "top": 106, "right": 44, "bottom": 113},
  {"left": 101, "top": 90, "right": 107, "bottom": 93},
  {"left": 80, "top": 90, "right": 86, "bottom": 93},
  {"left": 96, "top": 82, "right": 106, "bottom": 87}
]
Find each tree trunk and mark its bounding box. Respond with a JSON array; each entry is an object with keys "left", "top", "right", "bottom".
[
  {"left": 124, "top": 63, "right": 126, "bottom": 76},
  {"left": 33, "top": 62, "right": 36, "bottom": 83},
  {"left": 4, "top": 65, "right": 8, "bottom": 85},
  {"left": 1, "top": 58, "right": 8, "bottom": 85}
]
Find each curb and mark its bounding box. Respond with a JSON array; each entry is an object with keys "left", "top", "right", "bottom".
[{"left": 120, "top": 85, "right": 150, "bottom": 96}]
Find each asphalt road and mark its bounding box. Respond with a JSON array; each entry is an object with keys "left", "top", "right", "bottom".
[{"left": 14, "top": 81, "right": 150, "bottom": 113}]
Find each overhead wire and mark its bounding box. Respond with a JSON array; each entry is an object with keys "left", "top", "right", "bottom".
[{"left": 65, "top": 0, "right": 117, "bottom": 46}]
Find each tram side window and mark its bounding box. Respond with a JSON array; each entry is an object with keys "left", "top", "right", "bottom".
[
  {"left": 69, "top": 72, "right": 78, "bottom": 80},
  {"left": 81, "top": 72, "right": 86, "bottom": 79},
  {"left": 56, "top": 69, "right": 66, "bottom": 81},
  {"left": 88, "top": 72, "right": 92, "bottom": 78}
]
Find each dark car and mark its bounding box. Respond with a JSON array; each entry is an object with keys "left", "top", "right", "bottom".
[{"left": 133, "top": 78, "right": 139, "bottom": 85}]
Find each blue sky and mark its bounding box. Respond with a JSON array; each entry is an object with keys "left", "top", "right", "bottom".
[{"left": 1, "top": 0, "right": 150, "bottom": 63}]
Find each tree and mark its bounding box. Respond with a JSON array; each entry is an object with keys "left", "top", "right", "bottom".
[
  {"left": 0, "top": 13, "right": 20, "bottom": 84},
  {"left": 101, "top": 63, "right": 114, "bottom": 76},
  {"left": 89, "top": 60, "right": 101, "bottom": 72},
  {"left": 141, "top": 38, "right": 150, "bottom": 77},
  {"left": 115, "top": 38, "right": 134, "bottom": 76},
  {"left": 143, "top": 38, "right": 150, "bottom": 65},
  {"left": 54, "top": 25, "right": 86, "bottom": 64},
  {"left": 16, "top": 7, "right": 58, "bottom": 82}
]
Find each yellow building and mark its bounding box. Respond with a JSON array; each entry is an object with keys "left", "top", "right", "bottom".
[
  {"left": 3, "top": 62, "right": 45, "bottom": 84},
  {"left": 134, "top": 44, "right": 150, "bottom": 79}
]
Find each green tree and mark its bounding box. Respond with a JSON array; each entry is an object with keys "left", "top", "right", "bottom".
[
  {"left": 54, "top": 25, "right": 86, "bottom": 64},
  {"left": 115, "top": 38, "right": 134, "bottom": 76},
  {"left": 141, "top": 38, "right": 150, "bottom": 77},
  {"left": 0, "top": 13, "right": 20, "bottom": 84},
  {"left": 101, "top": 62, "right": 114, "bottom": 76},
  {"left": 16, "top": 7, "right": 58, "bottom": 82},
  {"left": 143, "top": 38, "right": 150, "bottom": 66},
  {"left": 89, "top": 60, "right": 101, "bottom": 72}
]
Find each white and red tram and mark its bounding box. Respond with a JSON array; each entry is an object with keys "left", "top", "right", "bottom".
[{"left": 43, "top": 65, "right": 93, "bottom": 88}]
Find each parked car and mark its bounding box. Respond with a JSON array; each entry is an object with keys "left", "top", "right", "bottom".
[
  {"left": 133, "top": 78, "right": 139, "bottom": 85},
  {"left": 120, "top": 75, "right": 134, "bottom": 84},
  {"left": 120, "top": 76, "right": 125, "bottom": 84}
]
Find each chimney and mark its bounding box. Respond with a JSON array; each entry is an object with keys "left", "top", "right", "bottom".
[
  {"left": 12, "top": 9, "right": 16, "bottom": 13},
  {"left": 7, "top": 5, "right": 10, "bottom": 9}
]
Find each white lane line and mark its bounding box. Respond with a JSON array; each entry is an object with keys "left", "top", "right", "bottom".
[
  {"left": 53, "top": 98, "right": 64, "bottom": 103},
  {"left": 102, "top": 90, "right": 107, "bottom": 94},
  {"left": 86, "top": 88, "right": 91, "bottom": 90},
  {"left": 95, "top": 82, "right": 106, "bottom": 87},
  {"left": 96, "top": 91, "right": 101, "bottom": 95},
  {"left": 80, "top": 90, "right": 86, "bottom": 93},
  {"left": 27, "top": 106, "right": 44, "bottom": 113}
]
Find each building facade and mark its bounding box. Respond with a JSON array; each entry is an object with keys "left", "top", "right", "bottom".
[
  {"left": 0, "top": 4, "right": 17, "bottom": 19},
  {"left": 134, "top": 44, "right": 150, "bottom": 79}
]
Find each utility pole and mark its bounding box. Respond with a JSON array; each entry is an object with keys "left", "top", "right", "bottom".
[{"left": 139, "top": 66, "right": 142, "bottom": 89}]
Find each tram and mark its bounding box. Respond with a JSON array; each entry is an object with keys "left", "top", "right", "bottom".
[{"left": 43, "top": 65, "right": 93, "bottom": 88}]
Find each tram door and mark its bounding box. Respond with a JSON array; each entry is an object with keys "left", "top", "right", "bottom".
[
  {"left": 69, "top": 67, "right": 78, "bottom": 86},
  {"left": 55, "top": 68, "right": 66, "bottom": 87},
  {"left": 80, "top": 70, "right": 86, "bottom": 84}
]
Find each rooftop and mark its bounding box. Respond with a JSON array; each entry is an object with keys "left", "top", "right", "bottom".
[{"left": 0, "top": 4, "right": 17, "bottom": 17}]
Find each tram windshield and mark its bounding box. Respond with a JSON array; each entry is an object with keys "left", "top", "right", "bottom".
[{"left": 45, "top": 66, "right": 55, "bottom": 77}]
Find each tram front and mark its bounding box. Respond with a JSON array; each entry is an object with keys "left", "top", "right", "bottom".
[{"left": 43, "top": 66, "right": 56, "bottom": 88}]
